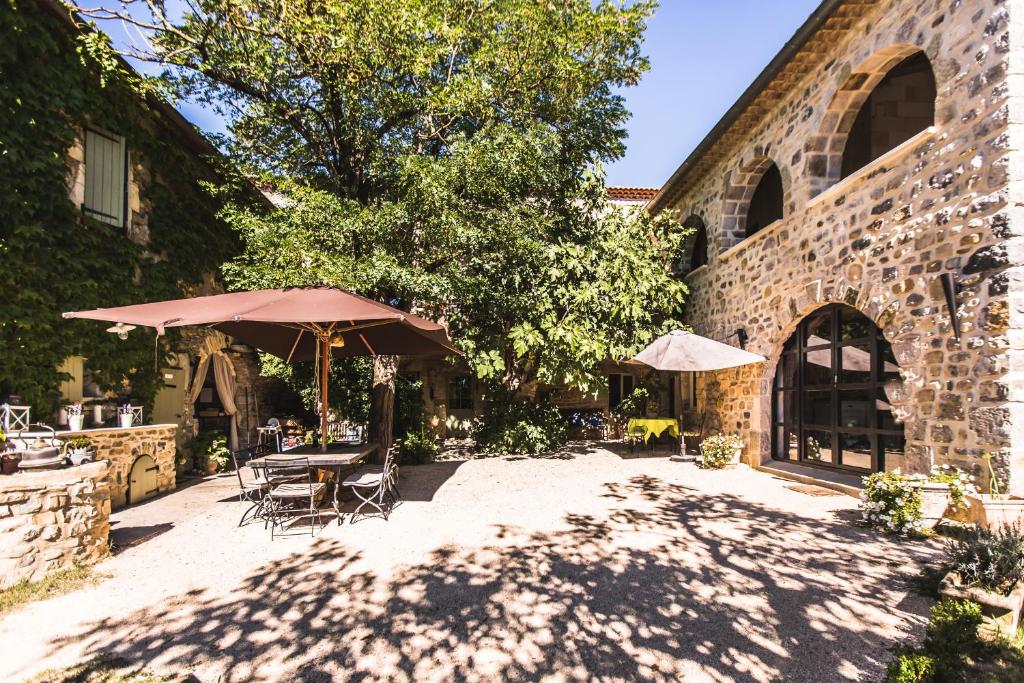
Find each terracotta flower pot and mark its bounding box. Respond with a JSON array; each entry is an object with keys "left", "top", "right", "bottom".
[
  {"left": 940, "top": 571, "right": 1024, "bottom": 638},
  {"left": 966, "top": 493, "right": 1024, "bottom": 530},
  {"left": 911, "top": 481, "right": 950, "bottom": 529}
]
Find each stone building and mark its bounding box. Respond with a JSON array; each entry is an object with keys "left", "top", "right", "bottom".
[{"left": 648, "top": 0, "right": 1022, "bottom": 490}]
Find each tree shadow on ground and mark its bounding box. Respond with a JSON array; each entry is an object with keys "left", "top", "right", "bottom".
[{"left": 48, "top": 475, "right": 940, "bottom": 682}]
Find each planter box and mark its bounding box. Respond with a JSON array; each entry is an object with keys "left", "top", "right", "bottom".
[
  {"left": 940, "top": 571, "right": 1024, "bottom": 638},
  {"left": 966, "top": 493, "right": 1024, "bottom": 530},
  {"left": 698, "top": 446, "right": 743, "bottom": 469},
  {"left": 911, "top": 481, "right": 950, "bottom": 529}
]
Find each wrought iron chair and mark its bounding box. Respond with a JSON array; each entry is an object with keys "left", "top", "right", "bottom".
[
  {"left": 230, "top": 449, "right": 271, "bottom": 527},
  {"left": 263, "top": 457, "right": 326, "bottom": 539},
  {"left": 343, "top": 447, "right": 400, "bottom": 523},
  {"left": 627, "top": 424, "right": 650, "bottom": 454}
]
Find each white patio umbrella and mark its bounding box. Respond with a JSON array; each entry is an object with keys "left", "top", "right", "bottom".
[{"left": 632, "top": 330, "right": 766, "bottom": 371}]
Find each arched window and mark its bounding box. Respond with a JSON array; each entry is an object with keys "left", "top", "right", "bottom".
[
  {"left": 690, "top": 224, "right": 708, "bottom": 270},
  {"left": 745, "top": 163, "right": 783, "bottom": 237},
  {"left": 772, "top": 304, "right": 904, "bottom": 473},
  {"left": 840, "top": 51, "right": 936, "bottom": 179}
]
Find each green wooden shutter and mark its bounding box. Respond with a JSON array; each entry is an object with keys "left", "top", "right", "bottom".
[{"left": 83, "top": 128, "right": 126, "bottom": 226}]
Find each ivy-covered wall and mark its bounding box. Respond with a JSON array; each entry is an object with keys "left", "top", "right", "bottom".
[{"left": 0, "top": 0, "right": 240, "bottom": 417}]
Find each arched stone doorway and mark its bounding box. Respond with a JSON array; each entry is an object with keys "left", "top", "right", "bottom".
[{"left": 772, "top": 304, "right": 904, "bottom": 473}]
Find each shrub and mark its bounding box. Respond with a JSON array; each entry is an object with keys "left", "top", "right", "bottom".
[
  {"left": 474, "top": 398, "right": 567, "bottom": 455},
  {"left": 399, "top": 427, "right": 440, "bottom": 466},
  {"left": 886, "top": 649, "right": 934, "bottom": 683},
  {"left": 944, "top": 523, "right": 1024, "bottom": 596},
  {"left": 191, "top": 432, "right": 230, "bottom": 473},
  {"left": 613, "top": 386, "right": 650, "bottom": 421},
  {"left": 860, "top": 470, "right": 923, "bottom": 535},
  {"left": 697, "top": 434, "right": 743, "bottom": 470},
  {"left": 64, "top": 437, "right": 92, "bottom": 451},
  {"left": 925, "top": 598, "right": 982, "bottom": 677}
]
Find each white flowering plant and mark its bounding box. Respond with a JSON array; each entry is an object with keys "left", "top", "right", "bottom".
[
  {"left": 860, "top": 470, "right": 924, "bottom": 535},
  {"left": 916, "top": 464, "right": 976, "bottom": 511},
  {"left": 698, "top": 434, "right": 743, "bottom": 470}
]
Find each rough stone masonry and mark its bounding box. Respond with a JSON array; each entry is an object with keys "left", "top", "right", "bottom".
[{"left": 651, "top": 0, "right": 1024, "bottom": 491}]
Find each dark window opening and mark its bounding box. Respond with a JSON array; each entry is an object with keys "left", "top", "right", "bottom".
[
  {"left": 448, "top": 376, "right": 473, "bottom": 411},
  {"left": 771, "top": 304, "right": 905, "bottom": 474},
  {"left": 607, "top": 373, "right": 634, "bottom": 411},
  {"left": 841, "top": 52, "right": 936, "bottom": 179},
  {"left": 690, "top": 225, "right": 708, "bottom": 270},
  {"left": 745, "top": 163, "right": 783, "bottom": 237}
]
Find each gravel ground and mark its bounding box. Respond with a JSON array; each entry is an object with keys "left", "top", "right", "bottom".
[{"left": 0, "top": 445, "right": 941, "bottom": 682}]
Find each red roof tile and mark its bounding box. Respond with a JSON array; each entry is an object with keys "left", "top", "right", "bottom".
[{"left": 606, "top": 186, "right": 659, "bottom": 202}]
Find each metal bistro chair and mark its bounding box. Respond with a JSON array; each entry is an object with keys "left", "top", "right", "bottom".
[
  {"left": 343, "top": 447, "right": 400, "bottom": 523},
  {"left": 231, "top": 449, "right": 272, "bottom": 527},
  {"left": 263, "top": 457, "right": 326, "bottom": 539},
  {"left": 627, "top": 424, "right": 651, "bottom": 454}
]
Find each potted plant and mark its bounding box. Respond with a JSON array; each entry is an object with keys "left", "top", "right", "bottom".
[
  {"left": 965, "top": 453, "right": 1024, "bottom": 529},
  {"left": 65, "top": 402, "right": 85, "bottom": 432},
  {"left": 0, "top": 427, "right": 19, "bottom": 475},
  {"left": 939, "top": 523, "right": 1024, "bottom": 638},
  {"left": 697, "top": 434, "right": 744, "bottom": 469},
  {"left": 117, "top": 404, "right": 135, "bottom": 429},
  {"left": 62, "top": 436, "right": 95, "bottom": 465},
  {"left": 612, "top": 386, "right": 649, "bottom": 439},
  {"left": 907, "top": 465, "right": 976, "bottom": 530},
  {"left": 198, "top": 434, "right": 230, "bottom": 475}
]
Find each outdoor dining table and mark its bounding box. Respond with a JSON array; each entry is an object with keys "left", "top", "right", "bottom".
[
  {"left": 625, "top": 417, "right": 680, "bottom": 444},
  {"left": 248, "top": 442, "right": 378, "bottom": 523}
]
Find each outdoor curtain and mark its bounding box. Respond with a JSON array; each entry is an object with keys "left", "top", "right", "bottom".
[{"left": 187, "top": 331, "right": 239, "bottom": 451}]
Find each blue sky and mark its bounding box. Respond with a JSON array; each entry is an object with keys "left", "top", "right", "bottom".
[
  {"left": 111, "top": 1, "right": 823, "bottom": 190},
  {"left": 605, "top": 0, "right": 822, "bottom": 187}
]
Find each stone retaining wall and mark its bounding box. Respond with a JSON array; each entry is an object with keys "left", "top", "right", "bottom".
[
  {"left": 0, "top": 461, "right": 110, "bottom": 588},
  {"left": 58, "top": 424, "right": 176, "bottom": 509}
]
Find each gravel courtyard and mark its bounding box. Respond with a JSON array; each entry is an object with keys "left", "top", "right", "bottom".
[{"left": 0, "top": 446, "right": 941, "bottom": 682}]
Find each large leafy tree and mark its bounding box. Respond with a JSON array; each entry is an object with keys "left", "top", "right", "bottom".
[{"left": 68, "top": 0, "right": 685, "bottom": 447}]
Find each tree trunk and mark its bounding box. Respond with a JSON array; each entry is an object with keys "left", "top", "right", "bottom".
[{"left": 368, "top": 354, "right": 399, "bottom": 462}]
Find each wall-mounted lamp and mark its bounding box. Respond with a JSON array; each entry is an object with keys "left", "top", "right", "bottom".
[
  {"left": 735, "top": 328, "right": 749, "bottom": 349},
  {"left": 939, "top": 273, "right": 961, "bottom": 342}
]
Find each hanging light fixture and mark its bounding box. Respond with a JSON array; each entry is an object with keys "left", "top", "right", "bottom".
[{"left": 105, "top": 322, "right": 137, "bottom": 340}]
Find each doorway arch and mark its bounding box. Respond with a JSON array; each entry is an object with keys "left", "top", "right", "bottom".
[{"left": 772, "top": 304, "right": 904, "bottom": 473}]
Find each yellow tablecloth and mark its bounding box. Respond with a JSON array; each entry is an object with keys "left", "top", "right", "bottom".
[{"left": 626, "top": 418, "right": 679, "bottom": 444}]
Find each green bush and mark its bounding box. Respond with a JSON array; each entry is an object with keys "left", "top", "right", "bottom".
[
  {"left": 399, "top": 427, "right": 440, "bottom": 466},
  {"left": 190, "top": 432, "right": 231, "bottom": 473},
  {"left": 613, "top": 386, "right": 650, "bottom": 421},
  {"left": 886, "top": 649, "right": 934, "bottom": 683},
  {"left": 944, "top": 523, "right": 1024, "bottom": 596},
  {"left": 474, "top": 397, "right": 567, "bottom": 455}
]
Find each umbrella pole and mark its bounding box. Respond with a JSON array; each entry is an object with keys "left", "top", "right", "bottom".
[{"left": 321, "top": 335, "right": 329, "bottom": 452}]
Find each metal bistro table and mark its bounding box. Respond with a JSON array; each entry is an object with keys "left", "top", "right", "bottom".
[{"left": 248, "top": 442, "right": 378, "bottom": 524}]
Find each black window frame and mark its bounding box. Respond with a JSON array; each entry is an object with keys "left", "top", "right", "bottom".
[
  {"left": 448, "top": 376, "right": 473, "bottom": 411},
  {"left": 771, "top": 304, "right": 904, "bottom": 474}
]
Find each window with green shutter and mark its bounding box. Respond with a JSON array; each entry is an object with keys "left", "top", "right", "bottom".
[{"left": 83, "top": 128, "right": 127, "bottom": 226}]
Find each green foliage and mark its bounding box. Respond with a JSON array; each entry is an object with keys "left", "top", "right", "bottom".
[
  {"left": 393, "top": 374, "right": 425, "bottom": 440},
  {"left": 614, "top": 386, "right": 650, "bottom": 421},
  {"left": 0, "top": 563, "right": 100, "bottom": 616},
  {"left": 860, "top": 471, "right": 924, "bottom": 535},
  {"left": 927, "top": 465, "right": 977, "bottom": 511},
  {"left": 886, "top": 649, "right": 935, "bottom": 683},
  {"left": 697, "top": 434, "right": 743, "bottom": 470},
  {"left": 259, "top": 353, "right": 371, "bottom": 423},
  {"left": 63, "top": 436, "right": 93, "bottom": 451},
  {"left": 887, "top": 599, "right": 982, "bottom": 683},
  {"left": 398, "top": 427, "right": 439, "bottom": 467},
  {"left": 0, "top": 2, "right": 237, "bottom": 418},
  {"left": 474, "top": 394, "right": 568, "bottom": 455},
  {"left": 944, "top": 524, "right": 1024, "bottom": 596},
  {"left": 72, "top": 0, "right": 684, "bottom": 402},
  {"left": 190, "top": 432, "right": 231, "bottom": 473}
]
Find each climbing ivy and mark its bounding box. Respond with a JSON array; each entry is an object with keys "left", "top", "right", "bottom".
[{"left": 0, "top": 0, "right": 239, "bottom": 418}]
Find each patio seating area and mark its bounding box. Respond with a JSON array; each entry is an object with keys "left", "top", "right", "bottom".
[{"left": 0, "top": 447, "right": 941, "bottom": 682}]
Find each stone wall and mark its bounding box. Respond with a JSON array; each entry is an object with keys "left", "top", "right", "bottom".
[
  {"left": 0, "top": 461, "right": 110, "bottom": 588},
  {"left": 655, "top": 0, "right": 1020, "bottom": 489},
  {"left": 59, "top": 425, "right": 176, "bottom": 509}
]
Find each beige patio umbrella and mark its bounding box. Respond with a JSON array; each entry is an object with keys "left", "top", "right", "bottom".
[{"left": 632, "top": 330, "right": 766, "bottom": 371}]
